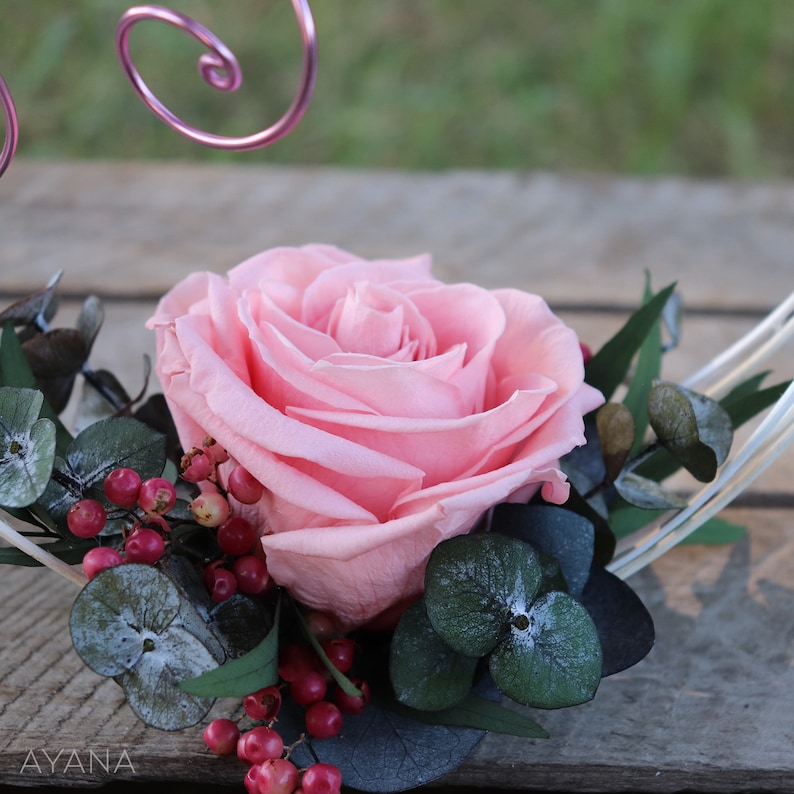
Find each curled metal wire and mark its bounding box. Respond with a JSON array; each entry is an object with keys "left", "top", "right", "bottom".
[
  {"left": 115, "top": 1, "right": 317, "bottom": 150},
  {"left": 0, "top": 73, "right": 19, "bottom": 178}
]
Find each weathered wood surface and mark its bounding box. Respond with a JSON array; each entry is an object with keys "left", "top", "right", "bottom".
[{"left": 0, "top": 161, "right": 792, "bottom": 792}]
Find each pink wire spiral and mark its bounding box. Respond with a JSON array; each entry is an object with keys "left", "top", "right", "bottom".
[
  {"left": 115, "top": 1, "right": 317, "bottom": 151},
  {"left": 0, "top": 73, "right": 19, "bottom": 178}
]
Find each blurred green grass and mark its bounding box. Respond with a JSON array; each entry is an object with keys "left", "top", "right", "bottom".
[{"left": 3, "top": 0, "right": 794, "bottom": 177}]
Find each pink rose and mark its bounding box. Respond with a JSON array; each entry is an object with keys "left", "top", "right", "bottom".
[{"left": 147, "top": 245, "right": 603, "bottom": 628}]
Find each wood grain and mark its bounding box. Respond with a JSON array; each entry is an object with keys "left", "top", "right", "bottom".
[{"left": 0, "top": 161, "right": 792, "bottom": 792}]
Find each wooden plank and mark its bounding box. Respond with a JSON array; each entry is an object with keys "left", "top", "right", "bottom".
[
  {"left": 2, "top": 160, "right": 793, "bottom": 311},
  {"left": 0, "top": 507, "right": 791, "bottom": 791}
]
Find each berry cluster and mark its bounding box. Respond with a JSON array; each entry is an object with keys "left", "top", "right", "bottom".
[
  {"left": 203, "top": 631, "right": 371, "bottom": 794},
  {"left": 69, "top": 468, "right": 177, "bottom": 579}
]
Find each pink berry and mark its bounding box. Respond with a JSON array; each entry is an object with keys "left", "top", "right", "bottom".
[
  {"left": 190, "top": 491, "right": 232, "bottom": 527},
  {"left": 290, "top": 671, "right": 327, "bottom": 707},
  {"left": 232, "top": 554, "right": 271, "bottom": 596},
  {"left": 82, "top": 546, "right": 123, "bottom": 579},
  {"left": 301, "top": 762, "right": 343, "bottom": 794},
  {"left": 321, "top": 638, "right": 357, "bottom": 674},
  {"left": 207, "top": 566, "right": 237, "bottom": 603},
  {"left": 334, "top": 678, "right": 371, "bottom": 716},
  {"left": 67, "top": 499, "right": 107, "bottom": 538},
  {"left": 237, "top": 726, "right": 284, "bottom": 765},
  {"left": 243, "top": 763, "right": 261, "bottom": 794},
  {"left": 278, "top": 644, "right": 319, "bottom": 683},
  {"left": 227, "top": 465, "right": 264, "bottom": 504},
  {"left": 217, "top": 516, "right": 256, "bottom": 556},
  {"left": 103, "top": 467, "right": 142, "bottom": 508},
  {"left": 124, "top": 527, "right": 165, "bottom": 564},
  {"left": 180, "top": 448, "right": 214, "bottom": 483},
  {"left": 255, "top": 758, "right": 299, "bottom": 794},
  {"left": 203, "top": 437, "right": 229, "bottom": 464},
  {"left": 243, "top": 686, "right": 282, "bottom": 721},
  {"left": 304, "top": 700, "right": 343, "bottom": 739},
  {"left": 203, "top": 718, "right": 240, "bottom": 756},
  {"left": 137, "top": 477, "right": 176, "bottom": 516}
]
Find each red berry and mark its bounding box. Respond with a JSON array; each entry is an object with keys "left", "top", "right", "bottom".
[
  {"left": 190, "top": 491, "right": 232, "bottom": 527},
  {"left": 232, "top": 555, "right": 271, "bottom": 596},
  {"left": 304, "top": 700, "right": 343, "bottom": 739},
  {"left": 256, "top": 758, "right": 299, "bottom": 794},
  {"left": 137, "top": 477, "right": 176, "bottom": 516},
  {"left": 203, "top": 718, "right": 240, "bottom": 756},
  {"left": 217, "top": 516, "right": 256, "bottom": 556},
  {"left": 278, "top": 644, "right": 319, "bottom": 682},
  {"left": 321, "top": 638, "right": 357, "bottom": 674},
  {"left": 301, "top": 762, "right": 343, "bottom": 794},
  {"left": 305, "top": 610, "right": 338, "bottom": 641},
  {"left": 81, "top": 546, "right": 123, "bottom": 579},
  {"left": 243, "top": 763, "right": 261, "bottom": 794},
  {"left": 238, "top": 726, "right": 284, "bottom": 765},
  {"left": 207, "top": 566, "right": 238, "bottom": 603},
  {"left": 290, "top": 671, "right": 327, "bottom": 706},
  {"left": 103, "top": 467, "right": 142, "bottom": 508},
  {"left": 124, "top": 526, "right": 165, "bottom": 564},
  {"left": 243, "top": 686, "right": 282, "bottom": 721},
  {"left": 67, "top": 499, "right": 107, "bottom": 538},
  {"left": 180, "top": 447, "right": 214, "bottom": 483},
  {"left": 227, "top": 465, "right": 264, "bottom": 504},
  {"left": 333, "top": 678, "right": 371, "bottom": 716}
]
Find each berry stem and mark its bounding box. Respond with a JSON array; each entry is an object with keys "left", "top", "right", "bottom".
[{"left": 0, "top": 508, "right": 88, "bottom": 587}]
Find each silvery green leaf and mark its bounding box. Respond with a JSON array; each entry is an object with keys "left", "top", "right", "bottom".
[
  {"left": 69, "top": 564, "right": 219, "bottom": 730},
  {"left": 614, "top": 470, "right": 688, "bottom": 510},
  {"left": 424, "top": 533, "right": 543, "bottom": 658},
  {"left": 0, "top": 388, "right": 56, "bottom": 507},
  {"left": 488, "top": 590, "right": 602, "bottom": 709},
  {"left": 648, "top": 382, "right": 733, "bottom": 482}
]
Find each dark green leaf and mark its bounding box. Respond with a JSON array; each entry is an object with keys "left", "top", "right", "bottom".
[
  {"left": 579, "top": 564, "right": 655, "bottom": 676},
  {"left": 0, "top": 539, "right": 88, "bottom": 566},
  {"left": 682, "top": 515, "right": 746, "bottom": 545},
  {"left": 390, "top": 597, "right": 479, "bottom": 711},
  {"left": 180, "top": 594, "right": 281, "bottom": 698},
  {"left": 622, "top": 273, "right": 665, "bottom": 456},
  {"left": 492, "top": 503, "right": 594, "bottom": 598},
  {"left": 585, "top": 281, "right": 677, "bottom": 401},
  {"left": 424, "top": 533, "right": 543, "bottom": 658},
  {"left": 488, "top": 590, "right": 602, "bottom": 709},
  {"left": 647, "top": 382, "right": 732, "bottom": 482},
  {"left": 721, "top": 379, "right": 792, "bottom": 429}
]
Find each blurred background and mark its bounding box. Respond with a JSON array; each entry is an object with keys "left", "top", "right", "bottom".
[{"left": 4, "top": 0, "right": 794, "bottom": 177}]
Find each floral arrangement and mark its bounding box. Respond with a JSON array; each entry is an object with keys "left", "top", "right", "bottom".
[
  {"left": 2, "top": 5, "right": 793, "bottom": 794},
  {"left": 0, "top": 246, "right": 790, "bottom": 794}
]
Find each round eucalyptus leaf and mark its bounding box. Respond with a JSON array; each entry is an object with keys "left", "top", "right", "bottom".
[
  {"left": 0, "top": 388, "right": 57, "bottom": 508},
  {"left": 492, "top": 503, "right": 594, "bottom": 598},
  {"left": 118, "top": 624, "right": 218, "bottom": 730},
  {"left": 69, "top": 564, "right": 184, "bottom": 676},
  {"left": 596, "top": 402, "right": 636, "bottom": 481},
  {"left": 424, "top": 533, "right": 543, "bottom": 658},
  {"left": 488, "top": 590, "right": 602, "bottom": 709},
  {"left": 614, "top": 470, "right": 688, "bottom": 510},
  {"left": 648, "top": 382, "right": 733, "bottom": 482},
  {"left": 390, "top": 597, "right": 479, "bottom": 712}
]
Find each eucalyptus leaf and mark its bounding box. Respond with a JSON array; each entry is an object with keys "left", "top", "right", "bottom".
[
  {"left": 488, "top": 590, "right": 602, "bottom": 709},
  {"left": 390, "top": 597, "right": 479, "bottom": 712},
  {"left": 0, "top": 388, "right": 57, "bottom": 508},
  {"left": 596, "top": 402, "right": 636, "bottom": 481},
  {"left": 613, "top": 470, "right": 688, "bottom": 510},
  {"left": 492, "top": 503, "right": 594, "bottom": 598},
  {"left": 0, "top": 271, "right": 61, "bottom": 326},
  {"left": 648, "top": 382, "right": 732, "bottom": 482},
  {"left": 180, "top": 595, "right": 280, "bottom": 698},
  {"left": 579, "top": 564, "right": 655, "bottom": 676},
  {"left": 76, "top": 295, "right": 104, "bottom": 353},
  {"left": 69, "top": 564, "right": 220, "bottom": 730},
  {"left": 22, "top": 328, "right": 88, "bottom": 413},
  {"left": 424, "top": 533, "right": 543, "bottom": 658}
]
